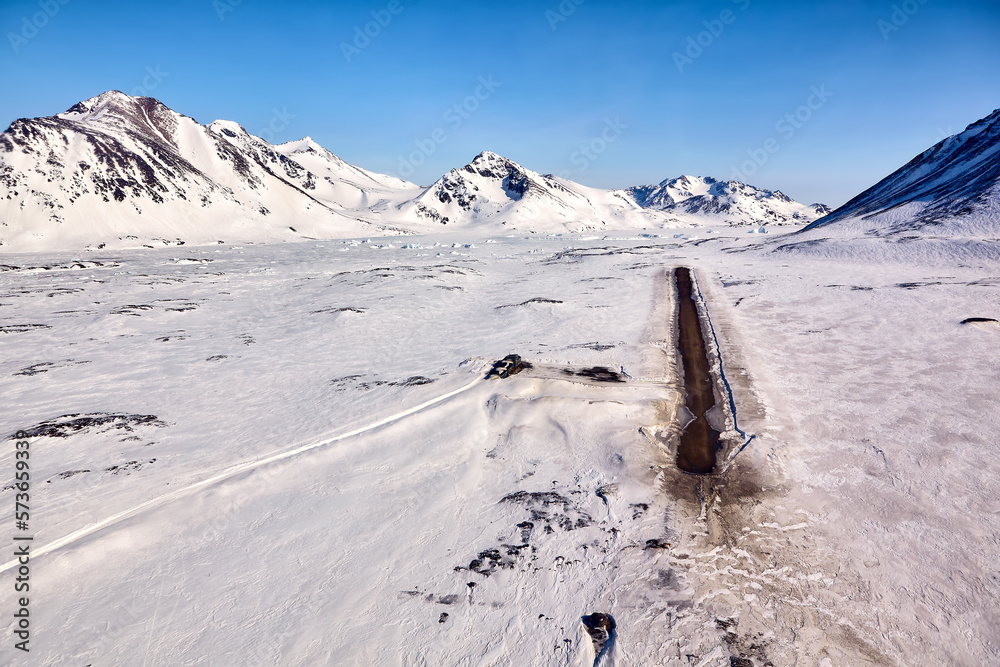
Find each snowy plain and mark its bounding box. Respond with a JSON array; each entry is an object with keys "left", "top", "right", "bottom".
[{"left": 1, "top": 227, "right": 998, "bottom": 666}]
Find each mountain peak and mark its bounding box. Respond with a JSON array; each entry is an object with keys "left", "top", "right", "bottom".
[
  {"left": 472, "top": 150, "right": 504, "bottom": 162},
  {"left": 277, "top": 136, "right": 330, "bottom": 156},
  {"left": 44, "top": 91, "right": 187, "bottom": 153},
  {"left": 66, "top": 90, "right": 132, "bottom": 112},
  {"left": 459, "top": 151, "right": 533, "bottom": 182},
  {"left": 466, "top": 150, "right": 522, "bottom": 172},
  {"left": 59, "top": 90, "right": 170, "bottom": 122},
  {"left": 207, "top": 119, "right": 250, "bottom": 138}
]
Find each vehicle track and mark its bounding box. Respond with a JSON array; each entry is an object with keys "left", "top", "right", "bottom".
[{"left": 0, "top": 374, "right": 484, "bottom": 574}]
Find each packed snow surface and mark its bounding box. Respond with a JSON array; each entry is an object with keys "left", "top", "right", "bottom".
[{"left": 1, "top": 227, "right": 998, "bottom": 666}]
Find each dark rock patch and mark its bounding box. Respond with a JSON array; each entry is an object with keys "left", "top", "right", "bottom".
[
  {"left": 467, "top": 548, "right": 516, "bottom": 577},
  {"left": 14, "top": 359, "right": 90, "bottom": 376},
  {"left": 394, "top": 376, "right": 435, "bottom": 386},
  {"left": 15, "top": 362, "right": 55, "bottom": 376},
  {"left": 562, "top": 366, "right": 625, "bottom": 383},
  {"left": 0, "top": 324, "right": 51, "bottom": 334},
  {"left": 311, "top": 306, "right": 366, "bottom": 314},
  {"left": 495, "top": 297, "right": 563, "bottom": 309},
  {"left": 357, "top": 379, "right": 388, "bottom": 390},
  {"left": 105, "top": 459, "right": 156, "bottom": 475},
  {"left": 15, "top": 413, "right": 166, "bottom": 439},
  {"left": 330, "top": 374, "right": 366, "bottom": 390},
  {"left": 46, "top": 287, "right": 85, "bottom": 297},
  {"left": 517, "top": 521, "right": 534, "bottom": 542},
  {"left": 569, "top": 342, "right": 618, "bottom": 351},
  {"left": 500, "top": 490, "right": 593, "bottom": 531},
  {"left": 49, "top": 470, "right": 91, "bottom": 482},
  {"left": 581, "top": 613, "right": 616, "bottom": 663},
  {"left": 111, "top": 304, "right": 154, "bottom": 315},
  {"left": 630, "top": 503, "right": 649, "bottom": 519}
]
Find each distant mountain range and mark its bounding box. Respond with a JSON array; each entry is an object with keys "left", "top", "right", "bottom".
[
  {"left": 628, "top": 175, "right": 830, "bottom": 225},
  {"left": 0, "top": 91, "right": 838, "bottom": 251},
  {"left": 402, "top": 150, "right": 654, "bottom": 232}
]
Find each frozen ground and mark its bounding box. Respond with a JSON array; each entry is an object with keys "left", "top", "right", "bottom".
[{"left": 0, "top": 228, "right": 998, "bottom": 665}]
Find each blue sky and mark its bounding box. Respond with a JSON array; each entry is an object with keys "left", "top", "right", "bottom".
[{"left": 2, "top": 0, "right": 998, "bottom": 206}]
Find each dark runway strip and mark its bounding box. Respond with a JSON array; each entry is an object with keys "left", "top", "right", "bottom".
[{"left": 674, "top": 267, "right": 720, "bottom": 475}]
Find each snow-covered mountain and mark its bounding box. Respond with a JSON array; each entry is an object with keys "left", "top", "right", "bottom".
[
  {"left": 0, "top": 92, "right": 832, "bottom": 252},
  {"left": 396, "top": 151, "right": 653, "bottom": 233},
  {"left": 395, "top": 157, "right": 830, "bottom": 234},
  {"left": 802, "top": 107, "right": 1000, "bottom": 237},
  {"left": 0, "top": 91, "right": 419, "bottom": 251},
  {"left": 627, "top": 175, "right": 830, "bottom": 226}
]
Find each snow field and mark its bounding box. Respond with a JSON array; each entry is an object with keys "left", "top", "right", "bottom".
[{"left": 0, "top": 230, "right": 997, "bottom": 664}]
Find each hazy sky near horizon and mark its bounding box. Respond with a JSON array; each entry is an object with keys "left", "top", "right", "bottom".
[{"left": 2, "top": 0, "right": 998, "bottom": 206}]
